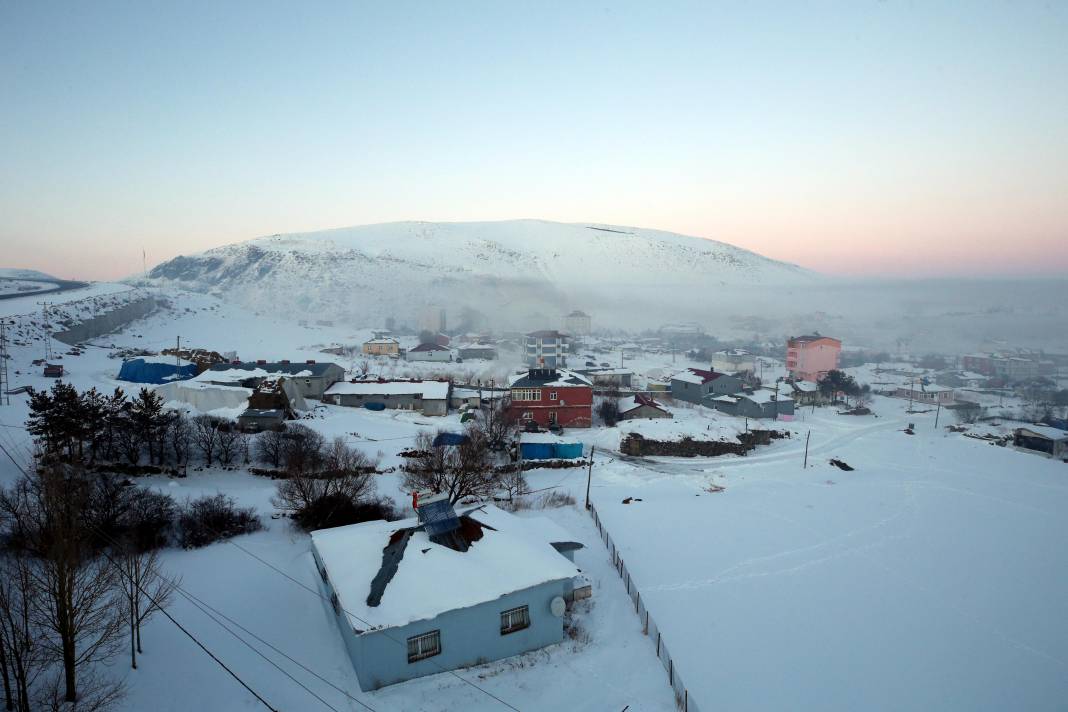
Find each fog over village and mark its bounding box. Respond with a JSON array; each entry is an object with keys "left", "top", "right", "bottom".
[{"left": 1, "top": 3, "right": 1067, "bottom": 712}]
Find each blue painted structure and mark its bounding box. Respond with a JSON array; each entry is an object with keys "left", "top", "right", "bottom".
[
  {"left": 363, "top": 402, "right": 386, "bottom": 411},
  {"left": 312, "top": 546, "right": 569, "bottom": 692},
  {"left": 117, "top": 358, "right": 197, "bottom": 385},
  {"left": 520, "top": 440, "right": 584, "bottom": 460}
]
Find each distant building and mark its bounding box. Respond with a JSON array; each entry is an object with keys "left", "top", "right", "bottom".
[
  {"left": 893, "top": 383, "right": 955, "bottom": 406},
  {"left": 405, "top": 343, "right": 454, "bottom": 362},
  {"left": 788, "top": 380, "right": 823, "bottom": 406},
  {"left": 324, "top": 380, "right": 451, "bottom": 416},
  {"left": 669, "top": 368, "right": 742, "bottom": 405},
  {"left": 710, "top": 349, "right": 755, "bottom": 375},
  {"left": 786, "top": 334, "right": 841, "bottom": 382},
  {"left": 419, "top": 306, "right": 447, "bottom": 333},
  {"left": 564, "top": 310, "right": 591, "bottom": 336},
  {"left": 43, "top": 363, "right": 64, "bottom": 378},
  {"left": 236, "top": 408, "right": 286, "bottom": 432},
  {"left": 311, "top": 501, "right": 585, "bottom": 691},
  {"left": 525, "top": 330, "right": 568, "bottom": 368},
  {"left": 711, "top": 389, "right": 795, "bottom": 419},
  {"left": 204, "top": 361, "right": 344, "bottom": 400},
  {"left": 575, "top": 368, "right": 633, "bottom": 389},
  {"left": 362, "top": 338, "right": 400, "bottom": 357},
  {"left": 1013, "top": 426, "right": 1068, "bottom": 460},
  {"left": 507, "top": 368, "right": 593, "bottom": 428},
  {"left": 618, "top": 394, "right": 672, "bottom": 420},
  {"left": 457, "top": 344, "right": 497, "bottom": 361},
  {"left": 960, "top": 353, "right": 1040, "bottom": 383}
]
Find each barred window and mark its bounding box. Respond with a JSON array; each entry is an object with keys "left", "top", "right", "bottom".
[
  {"left": 500, "top": 605, "right": 530, "bottom": 635},
  {"left": 512, "top": 388, "right": 542, "bottom": 401},
  {"left": 407, "top": 630, "right": 441, "bottom": 663}
]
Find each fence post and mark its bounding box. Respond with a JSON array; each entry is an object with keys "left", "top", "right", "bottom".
[
  {"left": 669, "top": 658, "right": 673, "bottom": 686},
  {"left": 636, "top": 590, "right": 640, "bottom": 613},
  {"left": 685, "top": 689, "right": 688, "bottom": 712},
  {"left": 657, "top": 631, "right": 661, "bottom": 656},
  {"left": 644, "top": 610, "right": 649, "bottom": 634}
]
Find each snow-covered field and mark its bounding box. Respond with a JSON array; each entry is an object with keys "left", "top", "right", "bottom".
[{"left": 1, "top": 286, "right": 1065, "bottom": 711}]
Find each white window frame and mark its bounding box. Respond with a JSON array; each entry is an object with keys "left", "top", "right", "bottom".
[
  {"left": 522, "top": 411, "right": 533, "bottom": 420},
  {"left": 548, "top": 411, "right": 558, "bottom": 425},
  {"left": 513, "top": 388, "right": 542, "bottom": 402},
  {"left": 548, "top": 391, "right": 558, "bottom": 401},
  {"left": 500, "top": 605, "right": 530, "bottom": 635},
  {"left": 407, "top": 630, "right": 441, "bottom": 663}
]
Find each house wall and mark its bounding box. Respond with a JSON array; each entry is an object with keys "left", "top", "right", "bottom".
[
  {"left": 458, "top": 348, "right": 497, "bottom": 360},
  {"left": 507, "top": 385, "right": 592, "bottom": 428},
  {"left": 670, "top": 374, "right": 742, "bottom": 405},
  {"left": 406, "top": 350, "right": 453, "bottom": 362},
  {"left": 363, "top": 342, "right": 399, "bottom": 356},
  {"left": 330, "top": 392, "right": 447, "bottom": 416},
  {"left": 620, "top": 404, "right": 671, "bottom": 420}
]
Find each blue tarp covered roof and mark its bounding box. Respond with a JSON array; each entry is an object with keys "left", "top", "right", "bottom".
[
  {"left": 117, "top": 358, "right": 198, "bottom": 385},
  {"left": 433, "top": 432, "right": 469, "bottom": 447}
]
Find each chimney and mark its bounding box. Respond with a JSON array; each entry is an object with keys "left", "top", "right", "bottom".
[
  {"left": 281, "top": 359, "right": 290, "bottom": 364},
  {"left": 257, "top": 359, "right": 266, "bottom": 365},
  {"left": 306, "top": 359, "right": 315, "bottom": 364}
]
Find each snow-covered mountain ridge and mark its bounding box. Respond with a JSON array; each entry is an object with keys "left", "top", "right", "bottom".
[{"left": 145, "top": 220, "right": 816, "bottom": 329}]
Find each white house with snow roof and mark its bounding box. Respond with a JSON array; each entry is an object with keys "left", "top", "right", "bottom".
[{"left": 310, "top": 499, "right": 586, "bottom": 691}]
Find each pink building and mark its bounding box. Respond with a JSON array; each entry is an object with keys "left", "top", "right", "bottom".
[{"left": 786, "top": 334, "right": 841, "bottom": 382}]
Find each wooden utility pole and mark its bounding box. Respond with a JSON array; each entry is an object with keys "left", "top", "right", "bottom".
[
  {"left": 803, "top": 430, "right": 811, "bottom": 469},
  {"left": 934, "top": 401, "right": 941, "bottom": 429},
  {"left": 585, "top": 446, "right": 595, "bottom": 510},
  {"left": 175, "top": 335, "right": 181, "bottom": 375}
]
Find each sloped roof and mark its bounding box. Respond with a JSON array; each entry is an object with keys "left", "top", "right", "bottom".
[
  {"left": 310, "top": 505, "right": 580, "bottom": 633},
  {"left": 207, "top": 361, "right": 341, "bottom": 377},
  {"left": 325, "top": 380, "right": 450, "bottom": 400},
  {"left": 409, "top": 342, "right": 450, "bottom": 352},
  {"left": 672, "top": 368, "right": 725, "bottom": 385},
  {"left": 1016, "top": 425, "right": 1068, "bottom": 441},
  {"left": 619, "top": 393, "right": 668, "bottom": 413}
]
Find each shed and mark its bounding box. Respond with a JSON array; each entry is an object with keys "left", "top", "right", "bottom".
[
  {"left": 520, "top": 433, "right": 584, "bottom": 460},
  {"left": 1013, "top": 426, "right": 1068, "bottom": 460}
]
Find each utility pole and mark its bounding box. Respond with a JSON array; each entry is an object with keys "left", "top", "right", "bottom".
[
  {"left": 0, "top": 320, "right": 11, "bottom": 405},
  {"left": 934, "top": 401, "right": 941, "bottom": 429},
  {"left": 907, "top": 376, "right": 914, "bottom": 413},
  {"left": 803, "top": 430, "right": 811, "bottom": 469},
  {"left": 585, "top": 446, "right": 595, "bottom": 510},
  {"left": 175, "top": 335, "right": 181, "bottom": 376}
]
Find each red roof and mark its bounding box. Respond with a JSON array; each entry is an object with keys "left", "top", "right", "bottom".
[{"left": 687, "top": 368, "right": 724, "bottom": 384}]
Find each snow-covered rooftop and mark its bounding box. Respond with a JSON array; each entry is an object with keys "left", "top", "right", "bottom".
[
  {"left": 508, "top": 369, "right": 592, "bottom": 388},
  {"left": 310, "top": 505, "right": 580, "bottom": 632},
  {"left": 325, "top": 380, "right": 450, "bottom": 400},
  {"left": 1017, "top": 424, "right": 1068, "bottom": 440}
]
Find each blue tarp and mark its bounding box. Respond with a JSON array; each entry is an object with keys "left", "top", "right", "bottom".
[
  {"left": 363, "top": 402, "right": 386, "bottom": 411},
  {"left": 117, "top": 358, "right": 197, "bottom": 385},
  {"left": 433, "top": 432, "right": 469, "bottom": 447}
]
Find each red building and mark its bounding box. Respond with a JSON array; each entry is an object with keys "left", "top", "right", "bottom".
[{"left": 506, "top": 368, "right": 593, "bottom": 428}]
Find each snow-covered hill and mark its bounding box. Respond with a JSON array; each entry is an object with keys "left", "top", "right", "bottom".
[{"left": 144, "top": 220, "right": 816, "bottom": 330}]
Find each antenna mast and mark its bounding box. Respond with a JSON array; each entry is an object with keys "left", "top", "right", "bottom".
[
  {"left": 37, "top": 301, "right": 55, "bottom": 362},
  {"left": 0, "top": 320, "right": 11, "bottom": 406}
]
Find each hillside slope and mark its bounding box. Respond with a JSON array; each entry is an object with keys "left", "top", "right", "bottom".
[{"left": 145, "top": 220, "right": 816, "bottom": 329}]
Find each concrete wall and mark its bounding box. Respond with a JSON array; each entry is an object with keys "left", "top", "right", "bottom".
[
  {"left": 330, "top": 392, "right": 447, "bottom": 416},
  {"left": 52, "top": 296, "right": 158, "bottom": 345}
]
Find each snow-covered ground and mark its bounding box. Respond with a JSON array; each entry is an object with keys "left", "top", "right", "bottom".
[{"left": 1, "top": 287, "right": 1065, "bottom": 711}]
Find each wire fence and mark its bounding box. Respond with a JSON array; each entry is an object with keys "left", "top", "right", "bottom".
[{"left": 588, "top": 503, "right": 701, "bottom": 712}]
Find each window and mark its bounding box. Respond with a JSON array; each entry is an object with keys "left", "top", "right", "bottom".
[
  {"left": 513, "top": 388, "right": 541, "bottom": 401},
  {"left": 548, "top": 391, "right": 558, "bottom": 401},
  {"left": 407, "top": 630, "right": 441, "bottom": 663},
  {"left": 500, "top": 605, "right": 530, "bottom": 635},
  {"left": 522, "top": 411, "right": 533, "bottom": 420},
  {"left": 548, "top": 411, "right": 558, "bottom": 425}
]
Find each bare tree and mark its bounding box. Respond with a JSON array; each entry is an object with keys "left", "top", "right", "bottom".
[
  {"left": 0, "top": 553, "right": 47, "bottom": 712},
  {"left": 114, "top": 546, "right": 177, "bottom": 670},
  {"left": 402, "top": 425, "right": 498, "bottom": 504},
  {"left": 215, "top": 422, "right": 240, "bottom": 466},
  {"left": 273, "top": 438, "right": 376, "bottom": 525},
  {"left": 255, "top": 428, "right": 286, "bottom": 468},
  {"left": 282, "top": 425, "right": 326, "bottom": 476},
  {"left": 190, "top": 415, "right": 219, "bottom": 466},
  {"left": 0, "top": 466, "right": 124, "bottom": 705},
  {"left": 168, "top": 413, "right": 192, "bottom": 465}
]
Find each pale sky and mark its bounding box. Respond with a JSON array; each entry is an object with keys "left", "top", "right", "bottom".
[{"left": 1, "top": 1, "right": 1066, "bottom": 281}]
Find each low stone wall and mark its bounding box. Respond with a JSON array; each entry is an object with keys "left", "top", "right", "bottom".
[
  {"left": 621, "top": 429, "right": 787, "bottom": 457},
  {"left": 52, "top": 296, "right": 158, "bottom": 345}
]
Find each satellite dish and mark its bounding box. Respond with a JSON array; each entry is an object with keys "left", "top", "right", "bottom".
[{"left": 550, "top": 596, "right": 566, "bottom": 618}]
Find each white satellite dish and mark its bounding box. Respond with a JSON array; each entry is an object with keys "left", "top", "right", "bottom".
[{"left": 550, "top": 596, "right": 566, "bottom": 617}]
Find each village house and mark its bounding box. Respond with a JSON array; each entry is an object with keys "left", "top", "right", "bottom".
[
  {"left": 1013, "top": 425, "right": 1068, "bottom": 460},
  {"left": 893, "top": 382, "right": 955, "bottom": 406},
  {"left": 362, "top": 337, "right": 400, "bottom": 357},
  {"left": 236, "top": 408, "right": 286, "bottom": 432},
  {"left": 669, "top": 368, "right": 742, "bottom": 405},
  {"left": 311, "top": 498, "right": 585, "bottom": 691},
  {"left": 710, "top": 349, "right": 756, "bottom": 375},
  {"left": 618, "top": 393, "right": 672, "bottom": 420},
  {"left": 786, "top": 334, "right": 841, "bottom": 382},
  {"left": 405, "top": 343, "right": 454, "bottom": 362},
  {"left": 456, "top": 344, "right": 497, "bottom": 361},
  {"left": 525, "top": 330, "right": 568, "bottom": 368},
  {"left": 788, "top": 380, "right": 823, "bottom": 406},
  {"left": 204, "top": 360, "right": 344, "bottom": 400},
  {"left": 576, "top": 367, "right": 634, "bottom": 389},
  {"left": 506, "top": 368, "right": 593, "bottom": 428},
  {"left": 324, "top": 380, "right": 451, "bottom": 416},
  {"left": 711, "top": 389, "right": 795, "bottom": 419}
]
